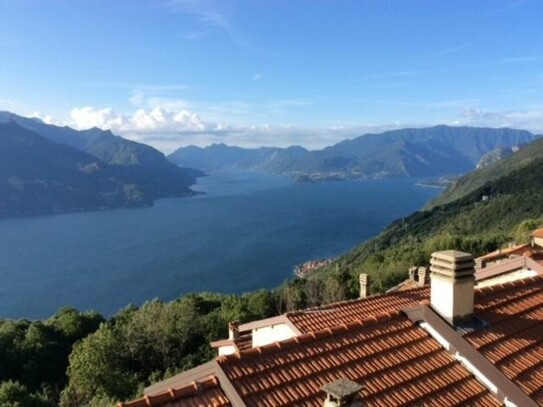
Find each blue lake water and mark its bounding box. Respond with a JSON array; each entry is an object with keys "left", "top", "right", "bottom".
[{"left": 0, "top": 172, "right": 440, "bottom": 319}]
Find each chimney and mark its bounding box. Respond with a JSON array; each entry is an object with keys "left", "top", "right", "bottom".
[
  {"left": 359, "top": 274, "right": 370, "bottom": 299},
  {"left": 430, "top": 250, "right": 475, "bottom": 325},
  {"left": 322, "top": 378, "right": 363, "bottom": 407},
  {"left": 228, "top": 321, "right": 240, "bottom": 340},
  {"left": 417, "top": 267, "right": 428, "bottom": 287},
  {"left": 408, "top": 266, "right": 417, "bottom": 281}
]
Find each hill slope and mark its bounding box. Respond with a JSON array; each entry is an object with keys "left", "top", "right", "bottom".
[
  {"left": 428, "top": 136, "right": 543, "bottom": 208},
  {"left": 316, "top": 148, "right": 543, "bottom": 292},
  {"left": 0, "top": 111, "right": 202, "bottom": 195},
  {"left": 0, "top": 118, "right": 203, "bottom": 218},
  {"left": 169, "top": 125, "right": 536, "bottom": 180}
]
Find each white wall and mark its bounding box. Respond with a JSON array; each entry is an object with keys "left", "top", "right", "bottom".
[
  {"left": 218, "top": 344, "right": 237, "bottom": 356},
  {"left": 252, "top": 323, "right": 297, "bottom": 347}
]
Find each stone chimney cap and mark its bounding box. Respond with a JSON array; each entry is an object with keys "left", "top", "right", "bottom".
[
  {"left": 431, "top": 250, "right": 473, "bottom": 262},
  {"left": 321, "top": 378, "right": 363, "bottom": 399}
]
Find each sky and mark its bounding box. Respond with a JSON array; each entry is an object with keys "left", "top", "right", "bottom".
[{"left": 1, "top": 0, "right": 543, "bottom": 153}]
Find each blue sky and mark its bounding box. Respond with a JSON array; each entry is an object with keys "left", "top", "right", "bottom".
[{"left": 1, "top": 0, "right": 543, "bottom": 152}]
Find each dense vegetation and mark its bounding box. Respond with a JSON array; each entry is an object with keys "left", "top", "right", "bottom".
[
  {"left": 0, "top": 282, "right": 352, "bottom": 406},
  {"left": 0, "top": 308, "right": 104, "bottom": 406}
]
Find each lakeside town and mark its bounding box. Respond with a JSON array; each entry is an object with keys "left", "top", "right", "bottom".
[{"left": 294, "top": 258, "right": 335, "bottom": 278}]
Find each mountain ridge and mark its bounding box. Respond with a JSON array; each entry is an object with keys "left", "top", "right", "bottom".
[
  {"left": 168, "top": 125, "right": 537, "bottom": 180},
  {"left": 0, "top": 113, "right": 203, "bottom": 218},
  {"left": 427, "top": 135, "right": 543, "bottom": 208}
]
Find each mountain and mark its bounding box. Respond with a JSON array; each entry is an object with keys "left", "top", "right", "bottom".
[
  {"left": 313, "top": 135, "right": 543, "bottom": 292},
  {"left": 476, "top": 146, "right": 514, "bottom": 169},
  {"left": 0, "top": 115, "right": 203, "bottom": 218},
  {"left": 428, "top": 136, "right": 543, "bottom": 208},
  {"left": 169, "top": 125, "right": 537, "bottom": 180},
  {"left": 168, "top": 143, "right": 309, "bottom": 172}
]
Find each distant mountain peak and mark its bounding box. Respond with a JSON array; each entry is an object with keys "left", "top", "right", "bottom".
[{"left": 168, "top": 125, "right": 538, "bottom": 180}]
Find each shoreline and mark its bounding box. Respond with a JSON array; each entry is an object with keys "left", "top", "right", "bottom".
[{"left": 294, "top": 258, "right": 335, "bottom": 278}]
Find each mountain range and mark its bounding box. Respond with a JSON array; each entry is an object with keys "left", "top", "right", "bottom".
[
  {"left": 168, "top": 125, "right": 538, "bottom": 181},
  {"left": 0, "top": 112, "right": 203, "bottom": 218},
  {"left": 2, "top": 112, "right": 540, "bottom": 219}
]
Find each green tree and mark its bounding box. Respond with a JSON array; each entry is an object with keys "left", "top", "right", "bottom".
[{"left": 0, "top": 381, "right": 52, "bottom": 407}]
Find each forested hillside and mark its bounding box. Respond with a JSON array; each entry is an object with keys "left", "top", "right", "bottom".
[{"left": 428, "top": 136, "right": 543, "bottom": 208}]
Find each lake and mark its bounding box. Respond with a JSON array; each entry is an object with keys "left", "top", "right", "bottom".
[{"left": 0, "top": 172, "right": 441, "bottom": 319}]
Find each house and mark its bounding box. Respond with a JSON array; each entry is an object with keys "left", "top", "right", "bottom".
[
  {"left": 119, "top": 250, "right": 543, "bottom": 406},
  {"left": 532, "top": 228, "right": 543, "bottom": 249},
  {"left": 475, "top": 228, "right": 543, "bottom": 269}
]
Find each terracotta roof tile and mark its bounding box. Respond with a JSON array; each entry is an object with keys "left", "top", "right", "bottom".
[
  {"left": 233, "top": 333, "right": 252, "bottom": 351},
  {"left": 478, "top": 243, "right": 532, "bottom": 260},
  {"left": 217, "top": 311, "right": 500, "bottom": 407},
  {"left": 119, "top": 376, "right": 230, "bottom": 407},
  {"left": 286, "top": 286, "right": 429, "bottom": 333},
  {"left": 465, "top": 275, "right": 543, "bottom": 403}
]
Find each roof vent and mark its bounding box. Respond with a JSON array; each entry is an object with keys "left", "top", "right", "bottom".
[
  {"left": 322, "top": 378, "right": 363, "bottom": 407},
  {"left": 418, "top": 266, "right": 428, "bottom": 287},
  {"left": 228, "top": 321, "right": 240, "bottom": 340},
  {"left": 430, "top": 250, "right": 475, "bottom": 326},
  {"left": 359, "top": 274, "right": 370, "bottom": 299}
]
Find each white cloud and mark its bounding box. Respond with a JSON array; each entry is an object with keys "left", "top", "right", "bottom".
[
  {"left": 456, "top": 107, "right": 543, "bottom": 133},
  {"left": 252, "top": 73, "right": 263, "bottom": 80},
  {"left": 434, "top": 42, "right": 472, "bottom": 56},
  {"left": 499, "top": 56, "right": 542, "bottom": 64},
  {"left": 0, "top": 98, "right": 16, "bottom": 108},
  {"left": 30, "top": 111, "right": 63, "bottom": 126},
  {"left": 362, "top": 69, "right": 428, "bottom": 80},
  {"left": 71, "top": 107, "right": 124, "bottom": 130},
  {"left": 70, "top": 106, "right": 216, "bottom": 134},
  {"left": 166, "top": 0, "right": 249, "bottom": 48}
]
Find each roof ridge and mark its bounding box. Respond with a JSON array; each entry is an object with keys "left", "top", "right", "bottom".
[
  {"left": 118, "top": 375, "right": 222, "bottom": 407},
  {"left": 475, "top": 274, "right": 543, "bottom": 296},
  {"left": 216, "top": 309, "right": 404, "bottom": 364},
  {"left": 285, "top": 286, "right": 428, "bottom": 317}
]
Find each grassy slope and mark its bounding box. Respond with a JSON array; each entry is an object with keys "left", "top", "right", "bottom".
[{"left": 428, "top": 136, "right": 543, "bottom": 208}]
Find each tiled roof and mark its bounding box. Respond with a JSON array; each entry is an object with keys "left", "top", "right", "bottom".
[
  {"left": 385, "top": 278, "right": 420, "bottom": 292},
  {"left": 286, "top": 286, "right": 429, "bottom": 333},
  {"left": 118, "top": 376, "right": 230, "bottom": 407},
  {"left": 466, "top": 275, "right": 543, "bottom": 404},
  {"left": 532, "top": 228, "right": 543, "bottom": 238},
  {"left": 134, "top": 274, "right": 543, "bottom": 406},
  {"left": 234, "top": 333, "right": 252, "bottom": 351},
  {"left": 217, "top": 310, "right": 500, "bottom": 407},
  {"left": 478, "top": 243, "right": 531, "bottom": 261}
]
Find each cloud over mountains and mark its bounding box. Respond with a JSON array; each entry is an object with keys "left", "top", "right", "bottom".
[{"left": 70, "top": 106, "right": 212, "bottom": 134}]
